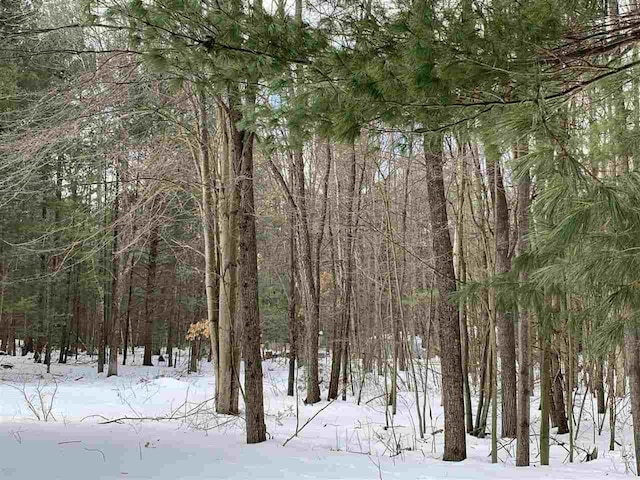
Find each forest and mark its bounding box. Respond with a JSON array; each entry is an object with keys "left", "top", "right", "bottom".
[{"left": 2, "top": 0, "right": 640, "bottom": 478}]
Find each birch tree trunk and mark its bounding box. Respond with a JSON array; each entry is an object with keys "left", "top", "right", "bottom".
[{"left": 196, "top": 91, "right": 220, "bottom": 388}]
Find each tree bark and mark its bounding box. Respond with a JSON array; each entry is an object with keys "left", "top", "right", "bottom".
[
  {"left": 238, "top": 129, "right": 267, "bottom": 444},
  {"left": 488, "top": 152, "right": 517, "bottom": 438},
  {"left": 540, "top": 331, "right": 551, "bottom": 465},
  {"left": 142, "top": 224, "right": 159, "bottom": 366},
  {"left": 625, "top": 318, "right": 640, "bottom": 477},
  {"left": 423, "top": 135, "right": 466, "bottom": 461},
  {"left": 552, "top": 350, "right": 569, "bottom": 434},
  {"left": 122, "top": 253, "right": 135, "bottom": 366},
  {"left": 287, "top": 172, "right": 297, "bottom": 397},
  {"left": 596, "top": 360, "right": 606, "bottom": 414},
  {"left": 516, "top": 164, "right": 531, "bottom": 466},
  {"left": 196, "top": 91, "right": 220, "bottom": 386},
  {"left": 107, "top": 170, "right": 122, "bottom": 378},
  {"left": 217, "top": 107, "right": 241, "bottom": 415}
]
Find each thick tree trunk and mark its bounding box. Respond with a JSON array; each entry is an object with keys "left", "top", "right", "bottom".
[
  {"left": 423, "top": 135, "right": 466, "bottom": 461},
  {"left": 238, "top": 130, "right": 267, "bottom": 444}
]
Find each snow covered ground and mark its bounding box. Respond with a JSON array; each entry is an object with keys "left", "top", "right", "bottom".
[{"left": 0, "top": 351, "right": 635, "bottom": 479}]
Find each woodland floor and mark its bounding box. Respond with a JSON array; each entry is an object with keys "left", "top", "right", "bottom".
[{"left": 0, "top": 350, "right": 634, "bottom": 479}]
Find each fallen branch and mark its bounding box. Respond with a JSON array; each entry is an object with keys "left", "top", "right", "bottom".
[{"left": 283, "top": 396, "right": 341, "bottom": 447}]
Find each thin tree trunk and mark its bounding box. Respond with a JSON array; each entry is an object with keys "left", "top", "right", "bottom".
[
  {"left": 340, "top": 145, "right": 358, "bottom": 401},
  {"left": 287, "top": 166, "right": 297, "bottom": 397},
  {"left": 540, "top": 331, "right": 551, "bottom": 466},
  {"left": 552, "top": 350, "right": 569, "bottom": 434},
  {"left": 609, "top": 351, "right": 616, "bottom": 451},
  {"left": 217, "top": 106, "right": 241, "bottom": 415},
  {"left": 107, "top": 169, "right": 122, "bottom": 378},
  {"left": 474, "top": 324, "right": 490, "bottom": 436},
  {"left": 516, "top": 162, "right": 531, "bottom": 466},
  {"left": 490, "top": 281, "right": 498, "bottom": 463},
  {"left": 568, "top": 299, "right": 575, "bottom": 462},
  {"left": 142, "top": 224, "right": 159, "bottom": 366},
  {"left": 122, "top": 253, "right": 135, "bottom": 366},
  {"left": 455, "top": 147, "right": 473, "bottom": 433},
  {"left": 596, "top": 360, "right": 606, "bottom": 414},
  {"left": 196, "top": 90, "right": 220, "bottom": 389},
  {"left": 625, "top": 318, "right": 640, "bottom": 476},
  {"left": 488, "top": 153, "right": 517, "bottom": 439}
]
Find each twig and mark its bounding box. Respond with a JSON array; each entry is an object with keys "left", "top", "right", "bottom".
[
  {"left": 283, "top": 396, "right": 341, "bottom": 447},
  {"left": 85, "top": 447, "right": 106, "bottom": 462}
]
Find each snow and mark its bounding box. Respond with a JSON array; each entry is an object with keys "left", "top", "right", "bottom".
[{"left": 0, "top": 351, "right": 634, "bottom": 479}]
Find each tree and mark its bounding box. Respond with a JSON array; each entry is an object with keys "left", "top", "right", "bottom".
[{"left": 424, "top": 134, "right": 466, "bottom": 461}]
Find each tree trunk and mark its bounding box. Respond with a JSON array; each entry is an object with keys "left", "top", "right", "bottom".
[
  {"left": 596, "top": 360, "right": 606, "bottom": 414},
  {"left": 516, "top": 164, "right": 531, "bottom": 466},
  {"left": 552, "top": 350, "right": 569, "bottom": 434},
  {"left": 287, "top": 180, "right": 297, "bottom": 398},
  {"left": 142, "top": 224, "right": 159, "bottom": 366},
  {"left": 454, "top": 148, "right": 473, "bottom": 433},
  {"left": 189, "top": 337, "right": 198, "bottom": 373},
  {"left": 609, "top": 351, "right": 616, "bottom": 451},
  {"left": 167, "top": 284, "right": 176, "bottom": 368},
  {"left": 107, "top": 170, "right": 122, "bottom": 378},
  {"left": 540, "top": 331, "right": 551, "bottom": 466},
  {"left": 423, "top": 135, "right": 466, "bottom": 461},
  {"left": 340, "top": 145, "right": 358, "bottom": 401},
  {"left": 122, "top": 254, "right": 135, "bottom": 366},
  {"left": 196, "top": 90, "right": 220, "bottom": 389},
  {"left": 488, "top": 153, "right": 517, "bottom": 438},
  {"left": 237, "top": 129, "right": 267, "bottom": 444},
  {"left": 217, "top": 108, "right": 241, "bottom": 414},
  {"left": 97, "top": 294, "right": 105, "bottom": 373},
  {"left": 474, "top": 324, "right": 490, "bottom": 436},
  {"left": 294, "top": 145, "right": 323, "bottom": 405},
  {"left": 625, "top": 320, "right": 640, "bottom": 477}
]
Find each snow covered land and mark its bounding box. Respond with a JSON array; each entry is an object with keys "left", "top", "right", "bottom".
[{"left": 0, "top": 351, "right": 633, "bottom": 479}]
